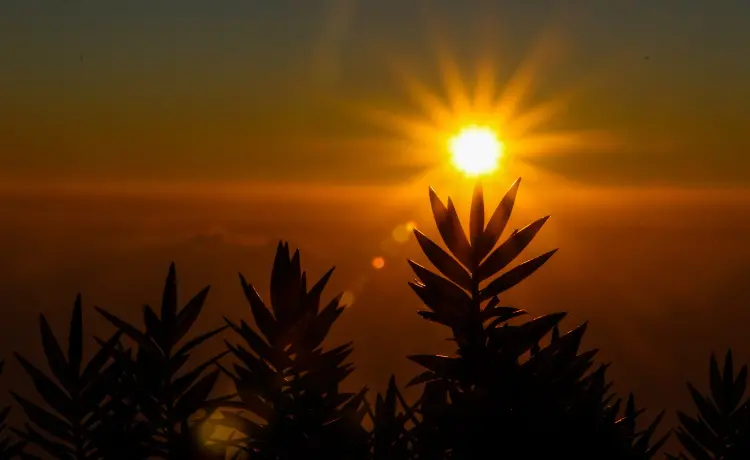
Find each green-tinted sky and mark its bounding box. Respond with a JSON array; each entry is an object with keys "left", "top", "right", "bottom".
[{"left": 1, "top": 0, "right": 749, "bottom": 186}]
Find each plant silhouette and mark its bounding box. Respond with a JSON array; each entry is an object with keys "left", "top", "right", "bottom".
[
  {"left": 10, "top": 294, "right": 131, "bottom": 459},
  {"left": 7, "top": 177, "right": 750, "bottom": 459},
  {"left": 668, "top": 350, "right": 750, "bottom": 460},
  {"left": 403, "top": 179, "right": 669, "bottom": 459},
  {"left": 215, "top": 242, "right": 370, "bottom": 459},
  {"left": 94, "top": 264, "right": 229, "bottom": 459},
  {"left": 367, "top": 375, "right": 419, "bottom": 460},
  {"left": 0, "top": 362, "right": 24, "bottom": 459}
]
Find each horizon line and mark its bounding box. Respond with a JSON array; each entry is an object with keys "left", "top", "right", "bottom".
[{"left": 1, "top": 177, "right": 750, "bottom": 201}]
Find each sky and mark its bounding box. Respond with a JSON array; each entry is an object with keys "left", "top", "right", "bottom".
[
  {"left": 1, "top": 0, "right": 750, "bottom": 185},
  {"left": 2, "top": 0, "right": 750, "bottom": 453}
]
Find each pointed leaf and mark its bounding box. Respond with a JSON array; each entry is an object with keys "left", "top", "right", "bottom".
[
  {"left": 94, "top": 307, "right": 161, "bottom": 357},
  {"left": 143, "top": 305, "right": 163, "bottom": 349},
  {"left": 13, "top": 354, "right": 74, "bottom": 420},
  {"left": 413, "top": 229, "right": 473, "bottom": 291},
  {"left": 481, "top": 305, "right": 526, "bottom": 322},
  {"left": 675, "top": 429, "right": 712, "bottom": 460},
  {"left": 492, "top": 312, "right": 567, "bottom": 356},
  {"left": 676, "top": 411, "right": 721, "bottom": 455},
  {"left": 174, "top": 286, "right": 211, "bottom": 342},
  {"left": 239, "top": 274, "right": 278, "bottom": 342},
  {"left": 80, "top": 330, "right": 122, "bottom": 389},
  {"left": 408, "top": 282, "right": 467, "bottom": 322},
  {"left": 173, "top": 325, "right": 228, "bottom": 359},
  {"left": 709, "top": 353, "right": 725, "bottom": 412},
  {"left": 306, "top": 267, "right": 334, "bottom": 315},
  {"left": 407, "top": 354, "right": 462, "bottom": 380},
  {"left": 721, "top": 350, "right": 737, "bottom": 413},
  {"left": 480, "top": 249, "right": 557, "bottom": 300},
  {"left": 174, "top": 370, "right": 220, "bottom": 420},
  {"left": 170, "top": 351, "right": 228, "bottom": 400},
  {"left": 428, "top": 188, "right": 473, "bottom": 268},
  {"left": 269, "top": 242, "right": 301, "bottom": 327},
  {"left": 10, "top": 393, "right": 73, "bottom": 443},
  {"left": 408, "top": 261, "right": 471, "bottom": 305},
  {"left": 477, "top": 177, "right": 521, "bottom": 260},
  {"left": 732, "top": 365, "right": 748, "bottom": 411},
  {"left": 161, "top": 262, "right": 178, "bottom": 329},
  {"left": 686, "top": 383, "right": 723, "bottom": 433},
  {"left": 13, "top": 424, "right": 74, "bottom": 460},
  {"left": 469, "top": 183, "right": 485, "bottom": 250},
  {"left": 38, "top": 316, "right": 70, "bottom": 392},
  {"left": 477, "top": 215, "right": 550, "bottom": 281}
]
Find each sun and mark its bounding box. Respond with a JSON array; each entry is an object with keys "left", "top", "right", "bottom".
[
  {"left": 448, "top": 126, "right": 504, "bottom": 176},
  {"left": 345, "top": 12, "right": 621, "bottom": 188}
]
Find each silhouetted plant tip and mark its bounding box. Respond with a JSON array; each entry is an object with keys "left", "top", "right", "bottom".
[
  {"left": 94, "top": 264, "right": 230, "bottom": 459},
  {"left": 404, "top": 178, "right": 669, "bottom": 459},
  {"left": 669, "top": 350, "right": 750, "bottom": 460},
  {"left": 0, "top": 362, "right": 25, "bottom": 459},
  {"left": 11, "top": 294, "right": 127, "bottom": 459},
  {"left": 214, "top": 241, "right": 369, "bottom": 459}
]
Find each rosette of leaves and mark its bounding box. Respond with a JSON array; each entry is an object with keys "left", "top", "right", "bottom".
[
  {"left": 95, "top": 264, "right": 229, "bottom": 459},
  {"left": 668, "top": 350, "right": 750, "bottom": 460},
  {"left": 10, "top": 294, "right": 127, "bottom": 459},
  {"left": 0, "top": 361, "right": 25, "bottom": 459},
  {"left": 217, "top": 242, "right": 369, "bottom": 460},
  {"left": 405, "top": 179, "right": 563, "bottom": 388},
  {"left": 404, "top": 179, "right": 668, "bottom": 459},
  {"left": 407, "top": 178, "right": 556, "bottom": 366}
]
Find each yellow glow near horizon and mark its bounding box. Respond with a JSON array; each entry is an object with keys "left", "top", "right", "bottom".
[{"left": 448, "top": 126, "right": 504, "bottom": 175}]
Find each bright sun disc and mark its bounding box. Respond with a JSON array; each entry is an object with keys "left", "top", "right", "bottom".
[{"left": 448, "top": 126, "right": 504, "bottom": 175}]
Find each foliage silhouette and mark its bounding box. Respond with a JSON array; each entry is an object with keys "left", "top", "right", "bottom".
[
  {"left": 366, "top": 375, "right": 419, "bottom": 460},
  {"left": 215, "top": 242, "right": 370, "bottom": 459},
  {"left": 0, "top": 362, "right": 24, "bottom": 459},
  {"left": 94, "top": 264, "right": 229, "bottom": 459},
  {"left": 10, "top": 294, "right": 132, "bottom": 459},
  {"left": 404, "top": 179, "right": 669, "bottom": 459},
  {"left": 668, "top": 350, "right": 750, "bottom": 460},
  {"left": 5, "top": 177, "right": 747, "bottom": 459}
]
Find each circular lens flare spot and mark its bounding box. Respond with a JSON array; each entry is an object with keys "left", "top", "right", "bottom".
[
  {"left": 371, "top": 256, "right": 385, "bottom": 269},
  {"left": 448, "top": 126, "right": 504, "bottom": 175},
  {"left": 340, "top": 290, "right": 355, "bottom": 307},
  {"left": 392, "top": 224, "right": 412, "bottom": 243}
]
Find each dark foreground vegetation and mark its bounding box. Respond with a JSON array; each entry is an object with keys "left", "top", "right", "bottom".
[{"left": 1, "top": 179, "right": 747, "bottom": 459}]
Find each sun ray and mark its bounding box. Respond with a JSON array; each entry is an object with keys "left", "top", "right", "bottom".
[
  {"left": 359, "top": 106, "right": 440, "bottom": 144},
  {"left": 513, "top": 130, "right": 623, "bottom": 157},
  {"left": 340, "top": 8, "right": 620, "bottom": 189},
  {"left": 474, "top": 59, "right": 497, "bottom": 115},
  {"left": 385, "top": 57, "right": 455, "bottom": 128},
  {"left": 473, "top": 7, "right": 503, "bottom": 113},
  {"left": 421, "top": 11, "right": 472, "bottom": 115},
  {"left": 493, "top": 31, "right": 565, "bottom": 124},
  {"left": 505, "top": 95, "right": 572, "bottom": 138}
]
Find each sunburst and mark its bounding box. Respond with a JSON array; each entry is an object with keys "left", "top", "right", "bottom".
[{"left": 348, "top": 14, "right": 619, "bottom": 191}]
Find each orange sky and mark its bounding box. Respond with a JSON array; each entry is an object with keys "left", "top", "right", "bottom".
[
  {"left": 2, "top": 2, "right": 750, "bottom": 453},
  {"left": 2, "top": 0, "right": 750, "bottom": 185},
  {"left": 2, "top": 182, "right": 750, "bottom": 434}
]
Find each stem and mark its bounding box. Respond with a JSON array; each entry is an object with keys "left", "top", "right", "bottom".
[{"left": 466, "top": 263, "right": 486, "bottom": 360}]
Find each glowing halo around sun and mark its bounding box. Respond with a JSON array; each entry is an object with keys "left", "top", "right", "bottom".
[
  {"left": 448, "top": 126, "right": 504, "bottom": 176},
  {"left": 348, "top": 15, "right": 621, "bottom": 190}
]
